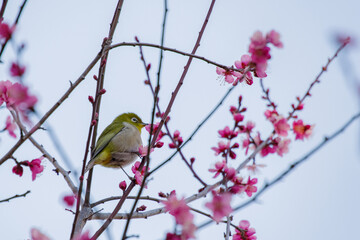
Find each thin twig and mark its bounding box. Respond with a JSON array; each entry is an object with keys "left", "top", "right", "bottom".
[
  {"left": 90, "top": 195, "right": 161, "bottom": 208},
  {"left": 288, "top": 39, "right": 350, "bottom": 119},
  {"left": 109, "top": 42, "right": 244, "bottom": 73},
  {"left": 197, "top": 111, "right": 360, "bottom": 230},
  {"left": 0, "top": 190, "right": 30, "bottom": 203},
  {"left": 0, "top": 0, "right": 8, "bottom": 20}
]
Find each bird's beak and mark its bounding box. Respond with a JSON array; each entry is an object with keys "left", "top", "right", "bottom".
[{"left": 141, "top": 122, "right": 148, "bottom": 127}]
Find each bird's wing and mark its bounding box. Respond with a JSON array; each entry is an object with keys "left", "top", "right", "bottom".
[{"left": 91, "top": 123, "right": 125, "bottom": 160}]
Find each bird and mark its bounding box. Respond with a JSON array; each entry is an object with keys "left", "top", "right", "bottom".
[{"left": 85, "top": 112, "right": 147, "bottom": 173}]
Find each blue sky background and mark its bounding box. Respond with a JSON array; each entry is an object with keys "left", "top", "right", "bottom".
[{"left": 0, "top": 0, "right": 359, "bottom": 239}]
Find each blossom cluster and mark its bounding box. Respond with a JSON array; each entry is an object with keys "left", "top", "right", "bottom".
[
  {"left": 131, "top": 161, "right": 150, "bottom": 186},
  {"left": 216, "top": 30, "right": 283, "bottom": 85},
  {"left": 12, "top": 156, "right": 45, "bottom": 181},
  {"left": 233, "top": 220, "right": 257, "bottom": 240},
  {"left": 162, "top": 191, "right": 196, "bottom": 239}
]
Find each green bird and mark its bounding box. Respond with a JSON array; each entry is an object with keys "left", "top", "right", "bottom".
[{"left": 85, "top": 113, "right": 147, "bottom": 172}]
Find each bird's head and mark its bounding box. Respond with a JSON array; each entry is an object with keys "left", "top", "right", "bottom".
[{"left": 115, "top": 112, "right": 147, "bottom": 132}]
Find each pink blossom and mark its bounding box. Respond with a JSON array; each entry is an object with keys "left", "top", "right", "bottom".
[
  {"left": 274, "top": 137, "right": 291, "bottom": 156},
  {"left": 209, "top": 160, "right": 227, "bottom": 178},
  {"left": 293, "top": 120, "right": 313, "bottom": 140},
  {"left": 162, "top": 192, "right": 194, "bottom": 226},
  {"left": 12, "top": 164, "right": 23, "bottom": 177},
  {"left": 169, "top": 130, "right": 183, "bottom": 149},
  {"left": 72, "top": 231, "right": 91, "bottom": 240},
  {"left": 216, "top": 67, "right": 241, "bottom": 84},
  {"left": 233, "top": 220, "right": 257, "bottom": 240},
  {"left": 63, "top": 195, "right": 76, "bottom": 207},
  {"left": 119, "top": 180, "right": 127, "bottom": 191},
  {"left": 5, "top": 115, "right": 17, "bottom": 138},
  {"left": 242, "top": 137, "right": 251, "bottom": 155},
  {"left": 29, "top": 157, "right": 44, "bottom": 181},
  {"left": 131, "top": 161, "right": 149, "bottom": 187},
  {"left": 0, "top": 21, "right": 14, "bottom": 41},
  {"left": 266, "top": 30, "right": 283, "bottom": 48},
  {"left": 211, "top": 141, "right": 230, "bottom": 156},
  {"left": 239, "top": 121, "right": 255, "bottom": 134},
  {"left": 30, "top": 228, "right": 50, "bottom": 240},
  {"left": 246, "top": 164, "right": 266, "bottom": 174},
  {"left": 218, "top": 126, "right": 238, "bottom": 139},
  {"left": 234, "top": 55, "right": 254, "bottom": 85},
  {"left": 264, "top": 109, "right": 278, "bottom": 123},
  {"left": 205, "top": 191, "right": 233, "bottom": 223},
  {"left": 245, "top": 177, "right": 258, "bottom": 197},
  {"left": 138, "top": 145, "right": 154, "bottom": 157},
  {"left": 224, "top": 167, "right": 237, "bottom": 181},
  {"left": 10, "top": 63, "right": 26, "bottom": 77},
  {"left": 0, "top": 80, "right": 37, "bottom": 114},
  {"left": 145, "top": 122, "right": 165, "bottom": 141},
  {"left": 274, "top": 117, "right": 290, "bottom": 137}
]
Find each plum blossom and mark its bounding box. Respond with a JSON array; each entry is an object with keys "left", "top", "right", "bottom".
[
  {"left": 30, "top": 228, "right": 50, "bottom": 240},
  {"left": 216, "top": 67, "right": 241, "bottom": 84},
  {"left": 29, "top": 157, "right": 45, "bottom": 181},
  {"left": 218, "top": 126, "right": 238, "bottom": 139},
  {"left": 273, "top": 117, "right": 290, "bottom": 137},
  {"left": 293, "top": 120, "right": 313, "bottom": 140},
  {"left": 138, "top": 145, "right": 154, "bottom": 157},
  {"left": 162, "top": 192, "right": 196, "bottom": 239},
  {"left": 274, "top": 137, "right": 291, "bottom": 157},
  {"left": 131, "top": 161, "right": 149, "bottom": 187},
  {"left": 209, "top": 160, "right": 227, "bottom": 178},
  {"left": 169, "top": 130, "right": 183, "bottom": 149},
  {"left": 244, "top": 177, "right": 258, "bottom": 197},
  {"left": 63, "top": 195, "right": 76, "bottom": 207},
  {"left": 205, "top": 191, "right": 233, "bottom": 223},
  {"left": 145, "top": 122, "right": 165, "bottom": 141},
  {"left": 5, "top": 115, "right": 17, "bottom": 138},
  {"left": 10, "top": 62, "right": 26, "bottom": 77},
  {"left": 234, "top": 55, "right": 254, "bottom": 85},
  {"left": 0, "top": 21, "right": 14, "bottom": 42},
  {"left": 233, "top": 220, "right": 257, "bottom": 240},
  {"left": 12, "top": 164, "right": 24, "bottom": 177}
]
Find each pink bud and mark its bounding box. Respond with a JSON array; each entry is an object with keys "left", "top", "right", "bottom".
[
  {"left": 93, "top": 75, "right": 98, "bottom": 80},
  {"left": 91, "top": 120, "right": 97, "bottom": 126},
  {"left": 158, "top": 192, "right": 166, "bottom": 198},
  {"left": 99, "top": 89, "right": 106, "bottom": 95},
  {"left": 190, "top": 157, "right": 195, "bottom": 164},
  {"left": 144, "top": 80, "right": 150, "bottom": 85},
  {"left": 119, "top": 181, "right": 127, "bottom": 191},
  {"left": 135, "top": 36, "right": 139, "bottom": 42},
  {"left": 136, "top": 205, "right": 147, "bottom": 212},
  {"left": 63, "top": 195, "right": 76, "bottom": 207},
  {"left": 79, "top": 175, "right": 84, "bottom": 181}
]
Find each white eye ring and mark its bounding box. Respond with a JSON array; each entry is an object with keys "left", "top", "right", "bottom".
[{"left": 131, "top": 117, "right": 138, "bottom": 123}]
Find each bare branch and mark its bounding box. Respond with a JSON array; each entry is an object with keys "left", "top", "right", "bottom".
[{"left": 0, "top": 190, "right": 30, "bottom": 203}]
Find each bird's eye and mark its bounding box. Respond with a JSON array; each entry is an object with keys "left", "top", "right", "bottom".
[{"left": 131, "top": 117, "right": 138, "bottom": 123}]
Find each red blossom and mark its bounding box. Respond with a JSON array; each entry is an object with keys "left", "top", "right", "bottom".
[
  {"left": 244, "top": 177, "right": 258, "bottom": 197},
  {"left": 10, "top": 63, "right": 26, "bottom": 77},
  {"left": 63, "top": 195, "right": 76, "bottom": 207},
  {"left": 119, "top": 180, "right": 127, "bottom": 191},
  {"left": 234, "top": 55, "right": 254, "bottom": 85},
  {"left": 0, "top": 21, "right": 14, "bottom": 42},
  {"left": 12, "top": 164, "right": 23, "bottom": 177},
  {"left": 293, "top": 120, "right": 313, "bottom": 140},
  {"left": 205, "top": 191, "right": 233, "bottom": 223}
]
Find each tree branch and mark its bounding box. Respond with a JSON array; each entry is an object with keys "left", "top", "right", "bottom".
[{"left": 0, "top": 190, "right": 30, "bottom": 203}]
